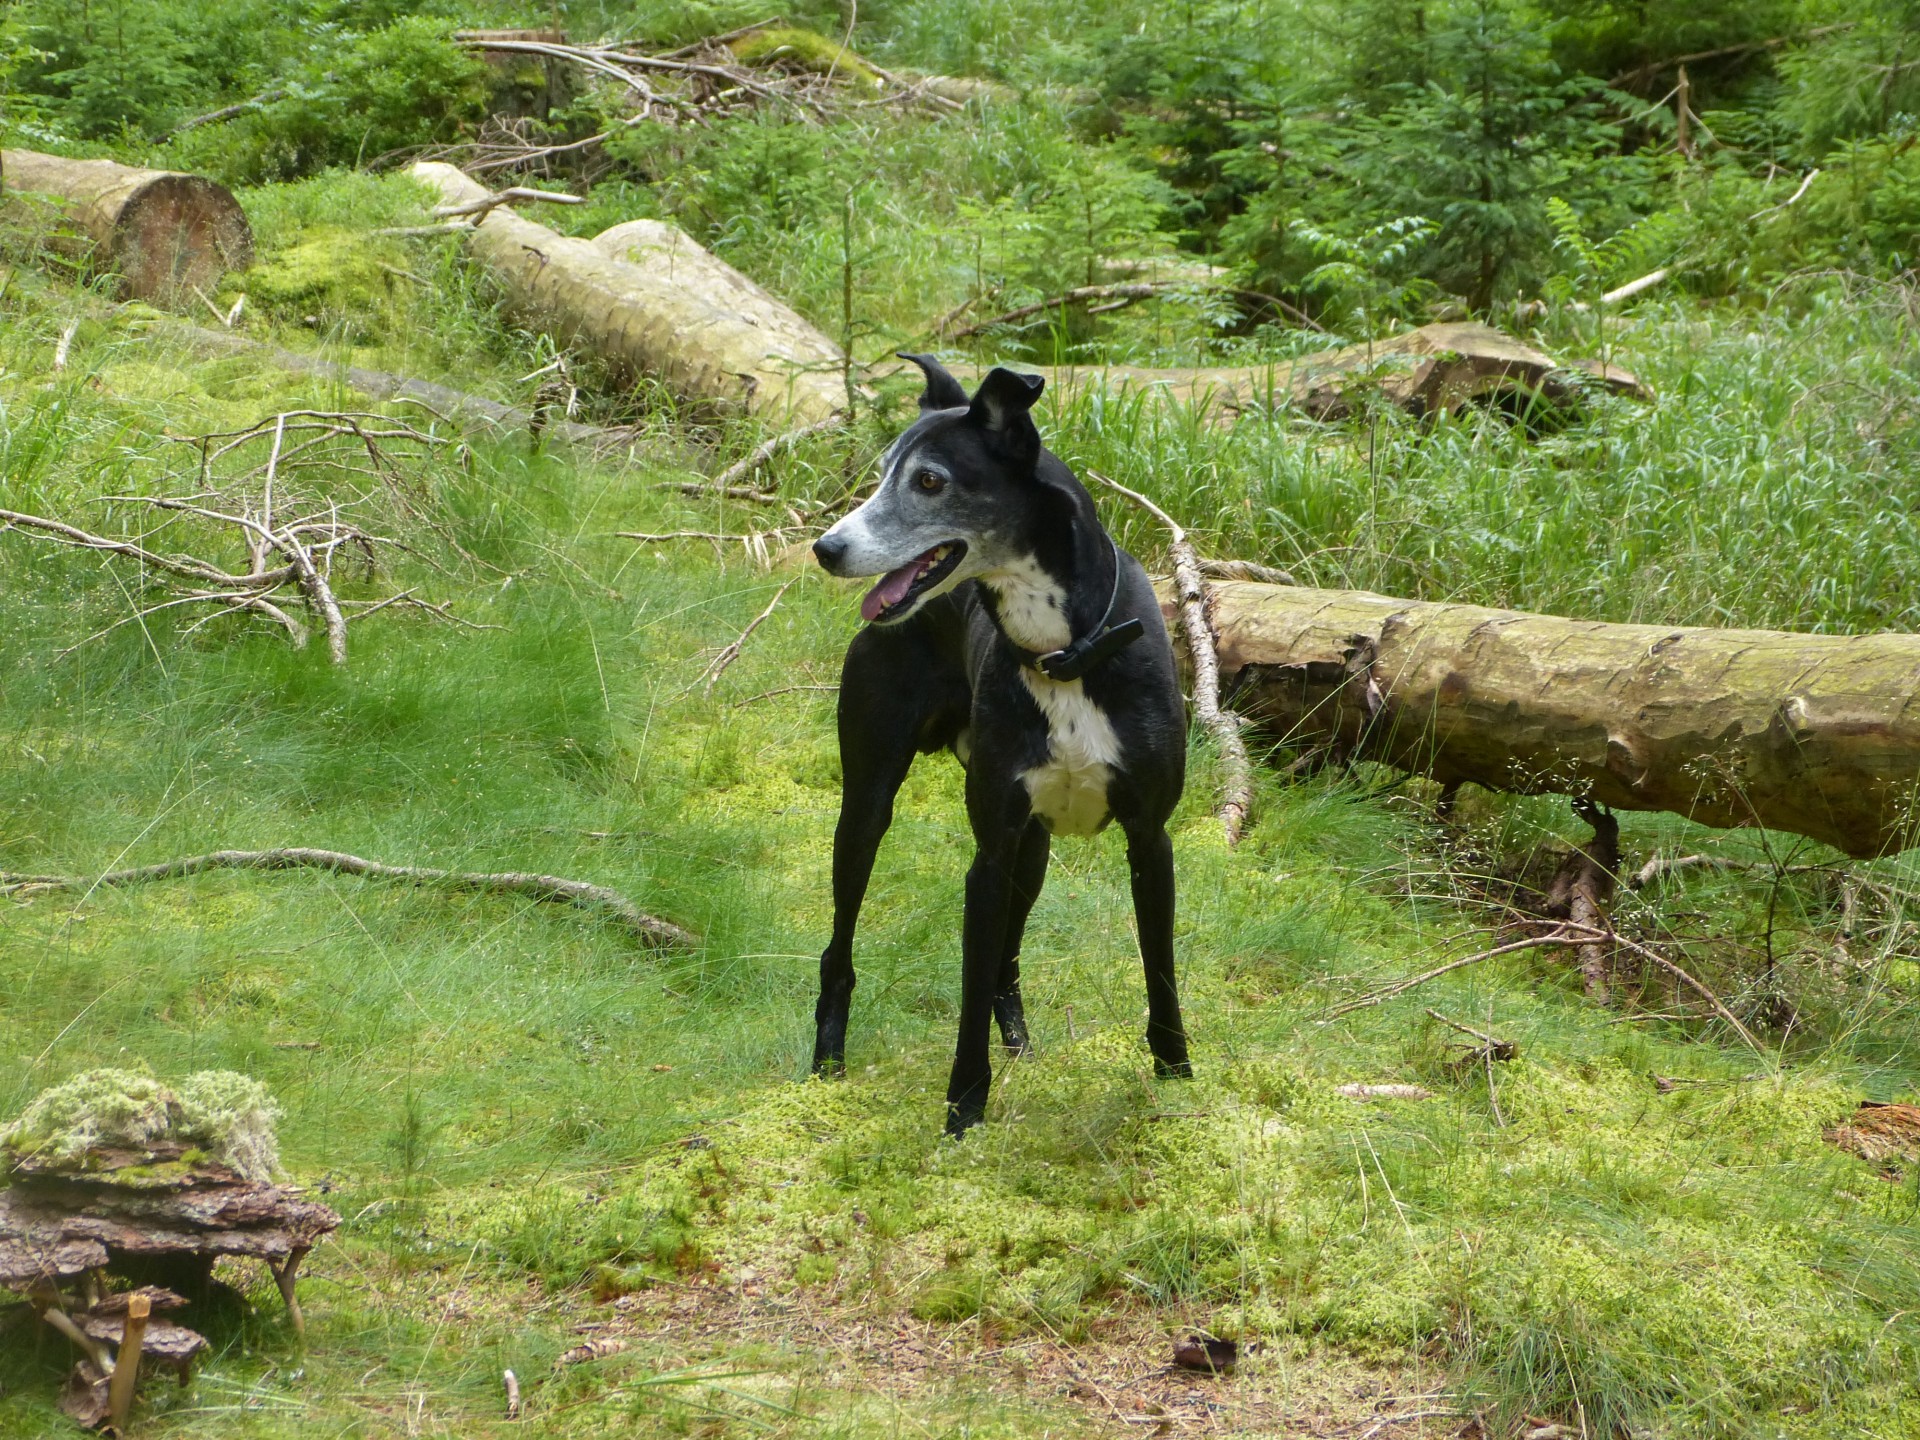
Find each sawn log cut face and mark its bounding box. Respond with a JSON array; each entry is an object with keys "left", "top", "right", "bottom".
[{"left": 1187, "top": 581, "right": 1920, "bottom": 858}]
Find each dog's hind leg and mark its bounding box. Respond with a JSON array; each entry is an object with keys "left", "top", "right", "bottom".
[
  {"left": 1123, "top": 819, "right": 1192, "bottom": 1078},
  {"left": 992, "top": 818, "right": 1049, "bottom": 1056}
]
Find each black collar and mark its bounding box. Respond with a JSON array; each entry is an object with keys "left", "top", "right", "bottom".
[{"left": 995, "top": 538, "right": 1146, "bottom": 683}]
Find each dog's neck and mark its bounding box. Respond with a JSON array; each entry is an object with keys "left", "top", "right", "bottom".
[{"left": 978, "top": 523, "right": 1115, "bottom": 659}]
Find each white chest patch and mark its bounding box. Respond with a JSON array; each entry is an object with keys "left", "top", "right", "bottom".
[
  {"left": 1018, "top": 671, "right": 1121, "bottom": 836},
  {"left": 983, "top": 556, "right": 1071, "bottom": 653}
]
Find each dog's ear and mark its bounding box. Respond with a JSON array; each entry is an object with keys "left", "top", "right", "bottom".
[
  {"left": 968, "top": 366, "right": 1045, "bottom": 439},
  {"left": 896, "top": 352, "right": 970, "bottom": 412}
]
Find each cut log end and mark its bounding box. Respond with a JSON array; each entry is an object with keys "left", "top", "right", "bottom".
[{"left": 112, "top": 173, "right": 253, "bottom": 303}]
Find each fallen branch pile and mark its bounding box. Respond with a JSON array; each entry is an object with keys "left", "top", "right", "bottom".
[
  {"left": 0, "top": 410, "right": 487, "bottom": 665},
  {"left": 442, "top": 24, "right": 960, "bottom": 174},
  {"left": 1, "top": 847, "right": 693, "bottom": 950}
]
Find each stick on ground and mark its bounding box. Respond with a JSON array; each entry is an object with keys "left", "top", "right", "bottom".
[
  {"left": 0, "top": 848, "right": 692, "bottom": 950},
  {"left": 1089, "top": 472, "right": 1252, "bottom": 845}
]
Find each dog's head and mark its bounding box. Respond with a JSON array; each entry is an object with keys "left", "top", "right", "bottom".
[{"left": 813, "top": 353, "right": 1052, "bottom": 625}]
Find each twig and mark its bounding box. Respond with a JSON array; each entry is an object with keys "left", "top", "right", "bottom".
[
  {"left": 164, "top": 86, "right": 289, "bottom": 137},
  {"left": 0, "top": 848, "right": 692, "bottom": 949},
  {"left": 1748, "top": 169, "right": 1820, "bottom": 221},
  {"left": 1601, "top": 267, "right": 1670, "bottom": 304},
  {"left": 432, "top": 186, "right": 585, "bottom": 221},
  {"left": 1564, "top": 923, "right": 1765, "bottom": 1053},
  {"left": 1629, "top": 852, "right": 1749, "bottom": 889},
  {"left": 1424, "top": 1008, "right": 1516, "bottom": 1058},
  {"left": 695, "top": 579, "right": 795, "bottom": 694},
  {"left": 1324, "top": 933, "right": 1586, "bottom": 1018},
  {"left": 712, "top": 414, "right": 847, "bottom": 491},
  {"left": 1089, "top": 471, "right": 1252, "bottom": 845},
  {"left": 733, "top": 683, "right": 838, "bottom": 707},
  {"left": 1196, "top": 557, "right": 1297, "bottom": 586},
  {"left": 1611, "top": 23, "right": 1857, "bottom": 86}
]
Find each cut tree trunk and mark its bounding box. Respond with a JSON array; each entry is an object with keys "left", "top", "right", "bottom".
[
  {"left": 949, "top": 321, "right": 1648, "bottom": 422},
  {"left": 0, "top": 149, "right": 252, "bottom": 304},
  {"left": 411, "top": 161, "right": 846, "bottom": 425},
  {"left": 1178, "top": 581, "right": 1920, "bottom": 858}
]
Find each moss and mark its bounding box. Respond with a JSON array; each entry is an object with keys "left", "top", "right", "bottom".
[
  {"left": 3, "top": 1068, "right": 283, "bottom": 1182},
  {"left": 728, "top": 27, "right": 887, "bottom": 90},
  {"left": 240, "top": 226, "right": 398, "bottom": 340}
]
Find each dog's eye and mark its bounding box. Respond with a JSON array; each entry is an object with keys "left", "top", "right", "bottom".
[{"left": 913, "top": 469, "right": 945, "bottom": 495}]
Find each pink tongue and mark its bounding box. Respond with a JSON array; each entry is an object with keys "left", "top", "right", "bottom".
[{"left": 861, "top": 557, "right": 928, "bottom": 622}]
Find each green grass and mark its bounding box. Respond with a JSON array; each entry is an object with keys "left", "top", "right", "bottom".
[{"left": 3, "top": 270, "right": 1920, "bottom": 1438}]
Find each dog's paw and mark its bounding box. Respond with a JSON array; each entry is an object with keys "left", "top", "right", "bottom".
[{"left": 1153, "top": 1056, "right": 1194, "bottom": 1080}]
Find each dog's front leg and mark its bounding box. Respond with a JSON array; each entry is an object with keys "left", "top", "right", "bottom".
[
  {"left": 948, "top": 801, "right": 1029, "bottom": 1135},
  {"left": 1124, "top": 819, "right": 1192, "bottom": 1078}
]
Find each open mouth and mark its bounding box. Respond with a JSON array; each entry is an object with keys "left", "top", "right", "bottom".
[{"left": 861, "top": 541, "right": 967, "bottom": 623}]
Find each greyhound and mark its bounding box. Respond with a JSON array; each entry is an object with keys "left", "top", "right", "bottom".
[{"left": 809, "top": 354, "right": 1192, "bottom": 1136}]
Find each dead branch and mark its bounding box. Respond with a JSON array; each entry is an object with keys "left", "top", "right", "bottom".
[
  {"left": 1196, "top": 557, "right": 1296, "bottom": 586},
  {"left": 734, "top": 683, "right": 838, "bottom": 707},
  {"left": 695, "top": 578, "right": 795, "bottom": 694},
  {"left": 1611, "top": 22, "right": 1857, "bottom": 87},
  {"left": 942, "top": 281, "right": 1322, "bottom": 341},
  {"left": 1566, "top": 923, "right": 1765, "bottom": 1053},
  {"left": 164, "top": 87, "right": 289, "bottom": 138},
  {"left": 1749, "top": 169, "right": 1821, "bottom": 221},
  {"left": 1543, "top": 800, "right": 1619, "bottom": 1002},
  {"left": 1325, "top": 933, "right": 1586, "bottom": 1019},
  {"left": 1090, "top": 472, "right": 1252, "bottom": 845},
  {"left": 0, "top": 848, "right": 692, "bottom": 949},
  {"left": 1424, "top": 1009, "right": 1516, "bottom": 1060},
  {"left": 712, "top": 414, "right": 847, "bottom": 491},
  {"left": 2, "top": 408, "right": 478, "bottom": 663},
  {"left": 1601, "top": 268, "right": 1671, "bottom": 304},
  {"left": 431, "top": 186, "right": 585, "bottom": 221},
  {"left": 1629, "top": 853, "right": 1750, "bottom": 889}
]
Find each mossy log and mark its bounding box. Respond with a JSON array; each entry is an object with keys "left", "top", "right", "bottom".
[
  {"left": 0, "top": 149, "right": 251, "bottom": 303},
  {"left": 954, "top": 321, "right": 1648, "bottom": 421},
  {"left": 1183, "top": 581, "right": 1920, "bottom": 857},
  {"left": 412, "top": 161, "right": 846, "bottom": 425}
]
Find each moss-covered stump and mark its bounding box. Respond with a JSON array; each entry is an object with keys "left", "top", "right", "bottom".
[{"left": 0, "top": 1071, "right": 337, "bottom": 1429}]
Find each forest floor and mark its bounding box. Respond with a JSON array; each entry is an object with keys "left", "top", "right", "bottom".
[{"left": 1, "top": 169, "right": 1919, "bottom": 1439}]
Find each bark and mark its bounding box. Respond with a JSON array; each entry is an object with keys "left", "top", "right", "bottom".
[
  {"left": 412, "top": 161, "right": 846, "bottom": 425},
  {"left": 950, "top": 320, "right": 1648, "bottom": 422},
  {"left": 0, "top": 149, "right": 252, "bottom": 304},
  {"left": 1183, "top": 580, "right": 1920, "bottom": 858}
]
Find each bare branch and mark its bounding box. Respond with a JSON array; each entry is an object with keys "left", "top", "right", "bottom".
[
  {"left": 2, "top": 848, "right": 692, "bottom": 949},
  {"left": 1089, "top": 471, "right": 1253, "bottom": 845}
]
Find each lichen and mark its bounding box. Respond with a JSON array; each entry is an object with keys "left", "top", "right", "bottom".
[{"left": 3, "top": 1068, "right": 283, "bottom": 1182}]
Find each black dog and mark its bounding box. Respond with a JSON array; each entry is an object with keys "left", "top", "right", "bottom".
[{"left": 810, "top": 354, "right": 1192, "bottom": 1135}]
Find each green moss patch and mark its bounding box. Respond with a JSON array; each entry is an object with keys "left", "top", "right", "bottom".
[{"left": 728, "top": 28, "right": 887, "bottom": 90}]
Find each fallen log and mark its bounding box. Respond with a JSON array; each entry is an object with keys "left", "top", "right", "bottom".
[
  {"left": 948, "top": 321, "right": 1648, "bottom": 422},
  {"left": 1181, "top": 581, "right": 1920, "bottom": 858},
  {"left": 0, "top": 149, "right": 251, "bottom": 304},
  {"left": 412, "top": 161, "right": 846, "bottom": 425}
]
